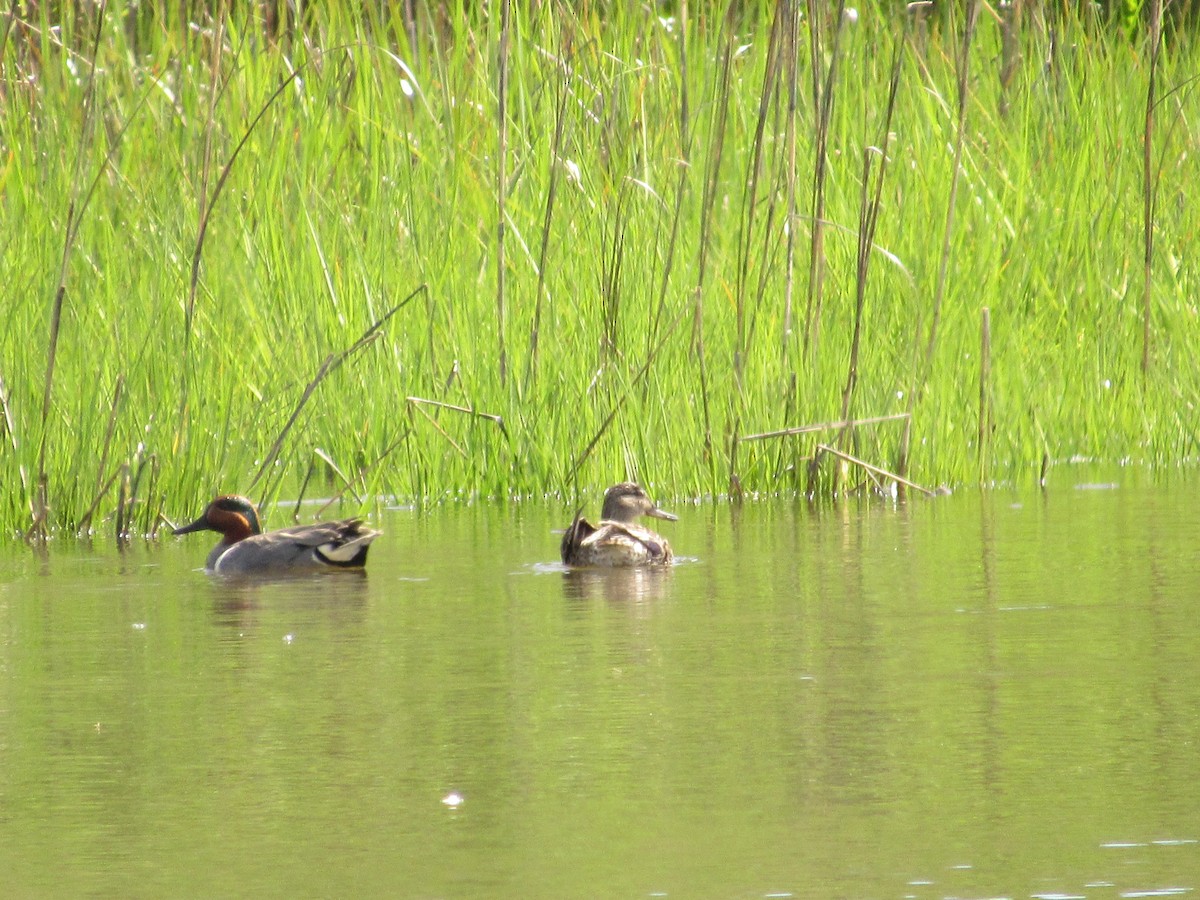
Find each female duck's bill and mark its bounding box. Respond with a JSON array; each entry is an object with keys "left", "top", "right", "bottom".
[
  {"left": 174, "top": 495, "right": 381, "bottom": 574},
  {"left": 560, "top": 482, "right": 677, "bottom": 568}
]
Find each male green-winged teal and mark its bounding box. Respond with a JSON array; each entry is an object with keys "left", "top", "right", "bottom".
[
  {"left": 174, "top": 495, "right": 380, "bottom": 574},
  {"left": 560, "top": 482, "right": 677, "bottom": 567}
]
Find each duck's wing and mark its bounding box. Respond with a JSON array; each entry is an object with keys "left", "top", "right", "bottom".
[
  {"left": 593, "top": 521, "right": 672, "bottom": 565},
  {"left": 216, "top": 519, "right": 380, "bottom": 573},
  {"left": 563, "top": 520, "right": 673, "bottom": 567}
]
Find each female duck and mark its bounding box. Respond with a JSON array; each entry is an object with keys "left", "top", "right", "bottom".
[
  {"left": 561, "top": 482, "right": 677, "bottom": 567},
  {"left": 174, "top": 495, "right": 380, "bottom": 574}
]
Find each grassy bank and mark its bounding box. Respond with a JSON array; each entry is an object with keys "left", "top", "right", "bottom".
[{"left": 2, "top": 1, "right": 1198, "bottom": 539}]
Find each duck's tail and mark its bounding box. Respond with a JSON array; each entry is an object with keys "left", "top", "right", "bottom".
[
  {"left": 315, "top": 522, "right": 381, "bottom": 568},
  {"left": 560, "top": 511, "right": 595, "bottom": 564}
]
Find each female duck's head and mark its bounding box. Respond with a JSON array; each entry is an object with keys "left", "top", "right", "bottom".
[{"left": 599, "top": 482, "right": 677, "bottom": 524}]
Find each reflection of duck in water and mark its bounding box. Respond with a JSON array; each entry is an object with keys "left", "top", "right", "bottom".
[
  {"left": 174, "top": 495, "right": 380, "bottom": 574},
  {"left": 561, "top": 565, "right": 672, "bottom": 603},
  {"left": 560, "top": 482, "right": 677, "bottom": 567}
]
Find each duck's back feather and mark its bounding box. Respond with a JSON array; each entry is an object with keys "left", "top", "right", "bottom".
[
  {"left": 212, "top": 519, "right": 379, "bottom": 574},
  {"left": 561, "top": 516, "right": 672, "bottom": 568}
]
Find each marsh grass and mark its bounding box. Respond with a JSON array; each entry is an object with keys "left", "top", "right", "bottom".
[{"left": 2, "top": 2, "right": 1200, "bottom": 540}]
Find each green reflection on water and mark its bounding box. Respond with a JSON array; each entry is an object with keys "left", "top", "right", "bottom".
[{"left": 1, "top": 483, "right": 1198, "bottom": 897}]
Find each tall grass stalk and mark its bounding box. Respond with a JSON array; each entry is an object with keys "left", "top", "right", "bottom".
[
  {"left": 647, "top": 0, "right": 692, "bottom": 385},
  {"left": 802, "top": 0, "right": 847, "bottom": 361},
  {"left": 1142, "top": 0, "right": 1163, "bottom": 376},
  {"left": 495, "top": 0, "right": 511, "bottom": 388},
  {"left": 838, "top": 39, "right": 902, "bottom": 449},
  {"left": 76, "top": 375, "right": 123, "bottom": 535},
  {"left": 978, "top": 307, "right": 992, "bottom": 484},
  {"left": 524, "top": 32, "right": 571, "bottom": 395},
  {"left": 184, "top": 5, "right": 227, "bottom": 359},
  {"left": 31, "top": 2, "right": 107, "bottom": 539},
  {"left": 898, "top": 0, "right": 980, "bottom": 482},
  {"left": 923, "top": 0, "right": 980, "bottom": 382},
  {"left": 0, "top": 374, "right": 15, "bottom": 453},
  {"left": 998, "top": 0, "right": 1019, "bottom": 117},
  {"left": 568, "top": 307, "right": 689, "bottom": 482},
  {"left": 781, "top": 0, "right": 801, "bottom": 352},
  {"left": 689, "top": 4, "right": 739, "bottom": 491},
  {"left": 247, "top": 288, "right": 419, "bottom": 498},
  {"left": 728, "top": 1, "right": 789, "bottom": 495},
  {"left": 181, "top": 56, "right": 302, "bottom": 415}
]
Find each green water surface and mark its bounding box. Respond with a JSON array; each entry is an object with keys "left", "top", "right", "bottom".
[{"left": 1, "top": 479, "right": 1198, "bottom": 898}]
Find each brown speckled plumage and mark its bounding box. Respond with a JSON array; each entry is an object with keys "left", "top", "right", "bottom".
[{"left": 561, "top": 482, "right": 677, "bottom": 567}]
